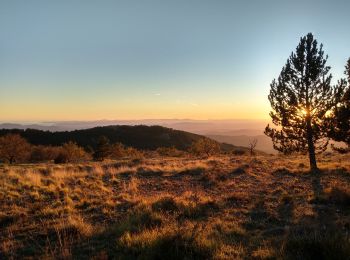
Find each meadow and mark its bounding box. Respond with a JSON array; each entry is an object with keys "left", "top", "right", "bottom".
[{"left": 1, "top": 153, "right": 350, "bottom": 259}]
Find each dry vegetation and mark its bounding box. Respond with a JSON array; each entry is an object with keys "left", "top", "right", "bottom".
[{"left": 1, "top": 154, "right": 350, "bottom": 259}]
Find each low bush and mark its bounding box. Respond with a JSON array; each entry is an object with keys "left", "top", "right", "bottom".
[
  {"left": 189, "top": 138, "right": 221, "bottom": 157},
  {"left": 54, "top": 142, "right": 91, "bottom": 164},
  {"left": 30, "top": 145, "right": 61, "bottom": 162}
]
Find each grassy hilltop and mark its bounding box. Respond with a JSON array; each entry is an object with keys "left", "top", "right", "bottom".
[{"left": 1, "top": 153, "right": 350, "bottom": 259}]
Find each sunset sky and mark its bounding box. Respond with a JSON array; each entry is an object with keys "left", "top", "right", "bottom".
[{"left": 0, "top": 0, "right": 349, "bottom": 122}]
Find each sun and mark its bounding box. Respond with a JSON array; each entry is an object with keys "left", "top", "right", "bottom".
[{"left": 297, "top": 107, "right": 308, "bottom": 117}]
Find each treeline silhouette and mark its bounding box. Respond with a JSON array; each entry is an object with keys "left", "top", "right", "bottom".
[
  {"left": 0, "top": 125, "right": 244, "bottom": 164},
  {"left": 0, "top": 125, "right": 204, "bottom": 151}
]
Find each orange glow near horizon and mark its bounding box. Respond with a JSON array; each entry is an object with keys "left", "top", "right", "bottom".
[{"left": 0, "top": 98, "right": 270, "bottom": 122}]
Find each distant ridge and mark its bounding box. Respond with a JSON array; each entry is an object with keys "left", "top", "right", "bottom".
[
  {"left": 0, "top": 119, "right": 267, "bottom": 133},
  {"left": 0, "top": 125, "right": 250, "bottom": 152},
  {"left": 0, "top": 123, "right": 64, "bottom": 132}
]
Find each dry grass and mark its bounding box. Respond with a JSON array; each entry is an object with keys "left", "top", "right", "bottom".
[{"left": 1, "top": 154, "right": 350, "bottom": 259}]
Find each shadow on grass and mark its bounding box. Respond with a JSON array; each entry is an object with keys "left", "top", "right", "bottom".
[
  {"left": 240, "top": 167, "right": 350, "bottom": 259},
  {"left": 178, "top": 167, "right": 205, "bottom": 176},
  {"left": 275, "top": 168, "right": 350, "bottom": 259}
]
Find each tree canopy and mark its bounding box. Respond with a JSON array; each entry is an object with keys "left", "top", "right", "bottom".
[
  {"left": 265, "top": 33, "right": 346, "bottom": 170},
  {"left": 328, "top": 58, "right": 350, "bottom": 151},
  {"left": 0, "top": 134, "right": 31, "bottom": 164}
]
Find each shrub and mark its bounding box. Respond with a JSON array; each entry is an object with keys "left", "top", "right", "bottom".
[
  {"left": 54, "top": 142, "right": 90, "bottom": 163},
  {"left": 30, "top": 145, "right": 61, "bottom": 162},
  {"left": 124, "top": 147, "right": 144, "bottom": 160},
  {"left": 54, "top": 152, "right": 69, "bottom": 164},
  {"left": 189, "top": 138, "right": 221, "bottom": 157},
  {"left": 0, "top": 134, "right": 31, "bottom": 164},
  {"left": 93, "top": 136, "right": 111, "bottom": 161},
  {"left": 109, "top": 142, "right": 126, "bottom": 159}
]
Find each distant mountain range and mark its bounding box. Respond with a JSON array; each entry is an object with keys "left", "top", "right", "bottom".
[
  {"left": 0, "top": 119, "right": 267, "bottom": 131},
  {"left": 0, "top": 123, "right": 64, "bottom": 132},
  {"left": 0, "top": 125, "right": 252, "bottom": 153},
  {"left": 0, "top": 119, "right": 274, "bottom": 153}
]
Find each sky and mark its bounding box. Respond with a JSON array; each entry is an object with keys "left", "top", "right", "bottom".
[{"left": 0, "top": 0, "right": 349, "bottom": 122}]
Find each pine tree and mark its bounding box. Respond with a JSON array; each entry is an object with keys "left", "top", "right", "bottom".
[
  {"left": 328, "top": 58, "right": 350, "bottom": 151},
  {"left": 93, "top": 136, "right": 111, "bottom": 161},
  {"left": 265, "top": 33, "right": 345, "bottom": 171}
]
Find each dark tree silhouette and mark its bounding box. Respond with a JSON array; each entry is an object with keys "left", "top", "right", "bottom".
[
  {"left": 93, "top": 136, "right": 111, "bottom": 161},
  {"left": 328, "top": 58, "right": 350, "bottom": 152},
  {"left": 265, "top": 33, "right": 346, "bottom": 171},
  {"left": 248, "top": 138, "right": 258, "bottom": 156}
]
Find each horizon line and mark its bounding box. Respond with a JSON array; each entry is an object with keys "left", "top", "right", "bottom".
[{"left": 0, "top": 118, "right": 270, "bottom": 124}]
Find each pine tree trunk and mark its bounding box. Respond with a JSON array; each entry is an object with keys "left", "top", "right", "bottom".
[{"left": 306, "top": 118, "right": 318, "bottom": 172}]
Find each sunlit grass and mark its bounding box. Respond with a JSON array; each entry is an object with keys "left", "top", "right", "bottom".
[{"left": 1, "top": 153, "right": 350, "bottom": 259}]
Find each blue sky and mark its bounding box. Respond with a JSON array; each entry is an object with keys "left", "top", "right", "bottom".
[{"left": 0, "top": 0, "right": 349, "bottom": 121}]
